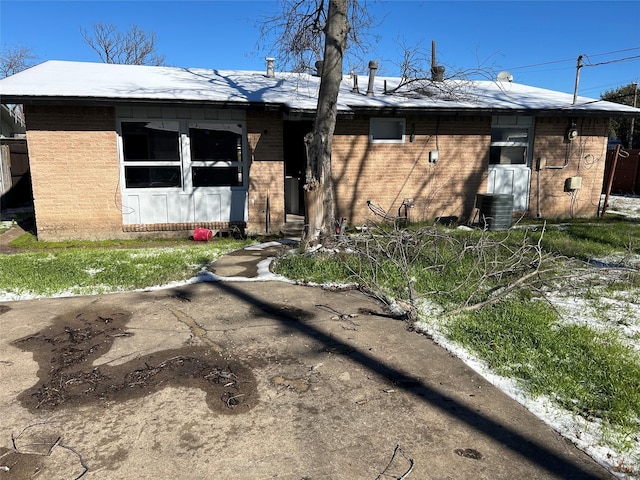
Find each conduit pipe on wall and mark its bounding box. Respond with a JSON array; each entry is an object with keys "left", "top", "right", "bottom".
[{"left": 536, "top": 168, "right": 542, "bottom": 218}]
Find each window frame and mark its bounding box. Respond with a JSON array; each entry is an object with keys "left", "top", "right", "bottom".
[
  {"left": 187, "top": 121, "right": 247, "bottom": 189},
  {"left": 118, "top": 119, "right": 248, "bottom": 192},
  {"left": 489, "top": 116, "right": 534, "bottom": 166},
  {"left": 119, "top": 120, "right": 183, "bottom": 190},
  {"left": 369, "top": 117, "right": 406, "bottom": 144}
]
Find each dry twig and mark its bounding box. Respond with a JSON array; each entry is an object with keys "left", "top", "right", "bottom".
[{"left": 376, "top": 444, "right": 414, "bottom": 479}]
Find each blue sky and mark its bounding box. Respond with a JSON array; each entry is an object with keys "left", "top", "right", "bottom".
[{"left": 1, "top": 0, "right": 639, "bottom": 97}]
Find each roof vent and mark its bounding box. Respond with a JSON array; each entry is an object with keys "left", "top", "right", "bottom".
[
  {"left": 366, "top": 60, "right": 378, "bottom": 96},
  {"left": 431, "top": 65, "right": 445, "bottom": 82},
  {"left": 430, "top": 40, "right": 445, "bottom": 82},
  {"left": 266, "top": 57, "right": 275, "bottom": 78},
  {"left": 351, "top": 72, "right": 359, "bottom": 94}
]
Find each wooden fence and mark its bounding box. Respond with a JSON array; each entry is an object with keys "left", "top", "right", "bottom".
[
  {"left": 0, "top": 138, "right": 31, "bottom": 209},
  {"left": 603, "top": 148, "right": 640, "bottom": 195}
]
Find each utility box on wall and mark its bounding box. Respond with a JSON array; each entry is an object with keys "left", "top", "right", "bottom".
[{"left": 565, "top": 176, "right": 582, "bottom": 191}]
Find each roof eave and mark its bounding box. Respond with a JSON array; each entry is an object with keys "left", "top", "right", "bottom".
[
  {"left": 347, "top": 105, "right": 640, "bottom": 118},
  {"left": 1, "top": 95, "right": 286, "bottom": 112},
  {"left": 3, "top": 96, "right": 638, "bottom": 119}
]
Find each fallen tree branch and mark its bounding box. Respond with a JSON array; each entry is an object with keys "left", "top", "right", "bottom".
[{"left": 376, "top": 444, "right": 414, "bottom": 479}]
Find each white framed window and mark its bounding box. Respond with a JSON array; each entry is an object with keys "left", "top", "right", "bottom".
[
  {"left": 369, "top": 117, "right": 405, "bottom": 143},
  {"left": 490, "top": 116, "right": 534, "bottom": 165},
  {"left": 188, "top": 122, "right": 245, "bottom": 187},
  {"left": 120, "top": 121, "right": 182, "bottom": 188},
  {"left": 118, "top": 119, "right": 248, "bottom": 191}
]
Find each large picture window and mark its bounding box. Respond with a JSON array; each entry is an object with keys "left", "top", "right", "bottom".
[
  {"left": 122, "top": 121, "right": 181, "bottom": 188},
  {"left": 119, "top": 120, "right": 247, "bottom": 190},
  {"left": 189, "top": 123, "right": 244, "bottom": 188}
]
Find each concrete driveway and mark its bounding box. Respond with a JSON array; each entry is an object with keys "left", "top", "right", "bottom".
[{"left": 0, "top": 245, "right": 614, "bottom": 479}]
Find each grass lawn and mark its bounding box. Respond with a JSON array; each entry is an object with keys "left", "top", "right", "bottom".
[{"left": 0, "top": 233, "right": 251, "bottom": 299}]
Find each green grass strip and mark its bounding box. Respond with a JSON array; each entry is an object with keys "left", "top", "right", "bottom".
[
  {"left": 445, "top": 299, "right": 640, "bottom": 431},
  {"left": 0, "top": 239, "right": 247, "bottom": 297}
]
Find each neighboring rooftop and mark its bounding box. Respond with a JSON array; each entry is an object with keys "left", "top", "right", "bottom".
[{"left": 1, "top": 60, "right": 639, "bottom": 118}]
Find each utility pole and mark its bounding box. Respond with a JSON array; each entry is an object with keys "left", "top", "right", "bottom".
[
  {"left": 630, "top": 82, "right": 638, "bottom": 148},
  {"left": 572, "top": 55, "right": 583, "bottom": 105}
]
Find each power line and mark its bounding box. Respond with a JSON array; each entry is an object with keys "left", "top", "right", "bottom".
[
  {"left": 586, "top": 46, "right": 640, "bottom": 58},
  {"left": 504, "top": 46, "right": 640, "bottom": 72},
  {"left": 583, "top": 54, "right": 640, "bottom": 67},
  {"left": 505, "top": 58, "right": 574, "bottom": 71},
  {"left": 581, "top": 81, "right": 639, "bottom": 95}
]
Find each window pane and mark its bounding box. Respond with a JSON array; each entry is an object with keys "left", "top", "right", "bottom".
[
  {"left": 490, "top": 146, "right": 527, "bottom": 165},
  {"left": 122, "top": 122, "right": 179, "bottom": 161},
  {"left": 190, "top": 127, "right": 242, "bottom": 161},
  {"left": 490, "top": 126, "right": 529, "bottom": 165},
  {"left": 192, "top": 166, "right": 243, "bottom": 187},
  {"left": 491, "top": 127, "right": 528, "bottom": 144},
  {"left": 125, "top": 166, "right": 182, "bottom": 188},
  {"left": 370, "top": 118, "right": 405, "bottom": 142}
]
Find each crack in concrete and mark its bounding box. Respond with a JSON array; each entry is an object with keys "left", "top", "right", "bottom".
[{"left": 169, "top": 308, "right": 224, "bottom": 353}]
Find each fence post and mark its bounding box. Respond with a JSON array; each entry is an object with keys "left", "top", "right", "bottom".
[{"left": 601, "top": 144, "right": 621, "bottom": 217}]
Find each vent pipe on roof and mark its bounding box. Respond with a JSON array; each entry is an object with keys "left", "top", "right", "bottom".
[
  {"left": 366, "top": 60, "right": 378, "bottom": 96},
  {"left": 266, "top": 57, "right": 275, "bottom": 78},
  {"left": 430, "top": 41, "right": 445, "bottom": 82}
]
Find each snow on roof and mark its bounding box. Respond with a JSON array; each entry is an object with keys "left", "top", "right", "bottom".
[{"left": 1, "top": 60, "right": 638, "bottom": 116}]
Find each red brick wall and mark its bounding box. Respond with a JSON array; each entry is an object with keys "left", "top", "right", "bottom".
[
  {"left": 246, "top": 112, "right": 285, "bottom": 234},
  {"left": 24, "top": 105, "right": 122, "bottom": 240},
  {"left": 332, "top": 115, "right": 491, "bottom": 224},
  {"left": 531, "top": 117, "right": 608, "bottom": 219}
]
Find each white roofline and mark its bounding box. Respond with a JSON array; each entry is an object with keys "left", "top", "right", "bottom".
[{"left": 1, "top": 60, "right": 639, "bottom": 117}]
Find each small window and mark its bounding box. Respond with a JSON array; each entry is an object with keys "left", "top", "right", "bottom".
[{"left": 370, "top": 118, "right": 405, "bottom": 143}]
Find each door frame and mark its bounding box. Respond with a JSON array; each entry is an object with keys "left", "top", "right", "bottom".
[{"left": 487, "top": 116, "right": 534, "bottom": 211}]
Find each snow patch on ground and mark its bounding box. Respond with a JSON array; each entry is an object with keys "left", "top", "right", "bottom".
[{"left": 605, "top": 194, "right": 640, "bottom": 219}]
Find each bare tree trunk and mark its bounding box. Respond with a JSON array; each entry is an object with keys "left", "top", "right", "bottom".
[{"left": 303, "top": 0, "right": 349, "bottom": 242}]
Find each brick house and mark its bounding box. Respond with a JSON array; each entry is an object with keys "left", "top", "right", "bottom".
[{"left": 0, "top": 60, "right": 638, "bottom": 241}]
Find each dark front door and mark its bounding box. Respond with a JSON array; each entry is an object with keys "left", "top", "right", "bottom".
[{"left": 283, "top": 121, "right": 312, "bottom": 217}]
